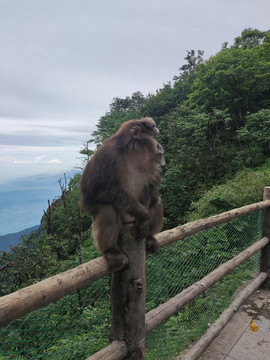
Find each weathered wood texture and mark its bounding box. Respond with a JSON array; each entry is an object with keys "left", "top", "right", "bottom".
[
  {"left": 85, "top": 340, "right": 128, "bottom": 360},
  {"left": 179, "top": 272, "right": 267, "bottom": 360},
  {"left": 110, "top": 226, "right": 146, "bottom": 359},
  {"left": 157, "top": 200, "right": 270, "bottom": 248},
  {"left": 1, "top": 198, "right": 269, "bottom": 331},
  {"left": 261, "top": 187, "right": 270, "bottom": 288},
  {"left": 0, "top": 255, "right": 127, "bottom": 327},
  {"left": 145, "top": 237, "right": 269, "bottom": 333}
]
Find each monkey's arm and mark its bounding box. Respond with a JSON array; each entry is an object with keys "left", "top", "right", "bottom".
[
  {"left": 97, "top": 183, "right": 149, "bottom": 223},
  {"left": 139, "top": 184, "right": 160, "bottom": 208}
]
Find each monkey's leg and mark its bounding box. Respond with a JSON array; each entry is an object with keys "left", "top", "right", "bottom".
[
  {"left": 92, "top": 205, "right": 120, "bottom": 253},
  {"left": 92, "top": 205, "right": 126, "bottom": 272},
  {"left": 145, "top": 197, "right": 163, "bottom": 254}
]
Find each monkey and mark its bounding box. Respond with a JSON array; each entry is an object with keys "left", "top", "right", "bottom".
[
  {"left": 80, "top": 117, "right": 164, "bottom": 270},
  {"left": 120, "top": 139, "right": 165, "bottom": 226},
  {"left": 138, "top": 186, "right": 163, "bottom": 254},
  {"left": 136, "top": 141, "right": 165, "bottom": 253},
  {"left": 155, "top": 141, "right": 165, "bottom": 167},
  {"left": 118, "top": 139, "right": 164, "bottom": 254}
]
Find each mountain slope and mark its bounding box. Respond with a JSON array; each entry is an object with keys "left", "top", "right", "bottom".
[{"left": 0, "top": 225, "right": 39, "bottom": 252}]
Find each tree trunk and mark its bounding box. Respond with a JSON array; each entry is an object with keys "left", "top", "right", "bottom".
[{"left": 110, "top": 224, "right": 146, "bottom": 359}]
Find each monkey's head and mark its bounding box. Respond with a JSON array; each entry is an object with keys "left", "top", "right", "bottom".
[
  {"left": 108, "top": 117, "right": 160, "bottom": 151},
  {"left": 121, "top": 117, "right": 159, "bottom": 140}
]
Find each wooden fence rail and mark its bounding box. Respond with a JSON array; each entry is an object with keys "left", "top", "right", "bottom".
[
  {"left": 180, "top": 271, "right": 267, "bottom": 360},
  {"left": 157, "top": 199, "right": 270, "bottom": 248},
  {"left": 145, "top": 236, "right": 269, "bottom": 334},
  {"left": 0, "top": 187, "right": 270, "bottom": 360},
  {"left": 1, "top": 198, "right": 269, "bottom": 328},
  {"left": 0, "top": 256, "right": 114, "bottom": 327},
  {"left": 88, "top": 239, "right": 269, "bottom": 360}
]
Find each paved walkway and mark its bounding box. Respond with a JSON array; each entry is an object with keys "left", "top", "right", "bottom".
[{"left": 198, "top": 289, "right": 270, "bottom": 360}]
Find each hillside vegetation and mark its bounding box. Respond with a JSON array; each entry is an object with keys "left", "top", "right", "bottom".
[
  {"left": 0, "top": 225, "right": 39, "bottom": 252},
  {"left": 85, "top": 28, "right": 270, "bottom": 226},
  {"left": 1, "top": 25, "right": 270, "bottom": 293},
  {"left": 0, "top": 28, "right": 270, "bottom": 360}
]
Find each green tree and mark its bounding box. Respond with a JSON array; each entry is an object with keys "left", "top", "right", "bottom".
[
  {"left": 188, "top": 29, "right": 270, "bottom": 127},
  {"left": 188, "top": 160, "right": 270, "bottom": 220},
  {"left": 91, "top": 92, "right": 145, "bottom": 145},
  {"left": 237, "top": 109, "right": 270, "bottom": 166},
  {"left": 233, "top": 28, "right": 270, "bottom": 49}
]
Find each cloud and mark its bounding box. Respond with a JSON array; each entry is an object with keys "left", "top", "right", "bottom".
[
  {"left": 13, "top": 155, "right": 46, "bottom": 164},
  {"left": 35, "top": 155, "right": 46, "bottom": 162},
  {"left": 0, "top": 155, "right": 16, "bottom": 162},
  {"left": 1, "top": 0, "right": 270, "bottom": 185},
  {"left": 5, "top": 155, "right": 61, "bottom": 165},
  {"left": 0, "top": 117, "right": 93, "bottom": 148},
  {"left": 47, "top": 159, "right": 62, "bottom": 164}
]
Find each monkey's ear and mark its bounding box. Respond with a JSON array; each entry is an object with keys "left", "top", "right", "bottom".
[{"left": 130, "top": 125, "right": 143, "bottom": 139}]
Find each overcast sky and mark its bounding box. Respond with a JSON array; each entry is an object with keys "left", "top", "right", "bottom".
[{"left": 1, "top": 0, "right": 269, "bottom": 185}]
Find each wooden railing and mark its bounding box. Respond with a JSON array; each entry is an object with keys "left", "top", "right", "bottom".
[{"left": 0, "top": 187, "right": 270, "bottom": 360}]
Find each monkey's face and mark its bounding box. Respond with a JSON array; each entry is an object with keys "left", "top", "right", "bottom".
[{"left": 156, "top": 141, "right": 165, "bottom": 166}]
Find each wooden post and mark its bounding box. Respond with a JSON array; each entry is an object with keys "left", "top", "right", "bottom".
[
  {"left": 110, "top": 224, "right": 146, "bottom": 359},
  {"left": 261, "top": 186, "right": 270, "bottom": 288}
]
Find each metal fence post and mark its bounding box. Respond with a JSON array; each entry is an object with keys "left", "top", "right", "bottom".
[
  {"left": 261, "top": 186, "right": 270, "bottom": 288},
  {"left": 110, "top": 224, "right": 146, "bottom": 359}
]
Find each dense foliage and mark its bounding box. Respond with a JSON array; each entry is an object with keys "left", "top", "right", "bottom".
[
  {"left": 1, "top": 28, "right": 270, "bottom": 359},
  {"left": 83, "top": 28, "right": 270, "bottom": 225}
]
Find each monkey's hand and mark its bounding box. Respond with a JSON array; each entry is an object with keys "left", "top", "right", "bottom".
[
  {"left": 120, "top": 213, "right": 135, "bottom": 225},
  {"left": 130, "top": 202, "right": 150, "bottom": 224},
  {"left": 146, "top": 235, "right": 160, "bottom": 254}
]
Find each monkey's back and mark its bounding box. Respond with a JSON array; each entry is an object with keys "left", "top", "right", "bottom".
[
  {"left": 80, "top": 137, "right": 128, "bottom": 211},
  {"left": 80, "top": 122, "right": 162, "bottom": 213}
]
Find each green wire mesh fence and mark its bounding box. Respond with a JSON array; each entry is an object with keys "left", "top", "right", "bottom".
[{"left": 0, "top": 210, "right": 262, "bottom": 360}]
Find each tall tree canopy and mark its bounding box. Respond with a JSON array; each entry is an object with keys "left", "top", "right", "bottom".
[{"left": 82, "top": 28, "right": 270, "bottom": 225}]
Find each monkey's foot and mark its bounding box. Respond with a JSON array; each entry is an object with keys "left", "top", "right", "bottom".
[
  {"left": 105, "top": 248, "right": 128, "bottom": 272},
  {"left": 136, "top": 221, "right": 150, "bottom": 240},
  {"left": 146, "top": 235, "right": 160, "bottom": 254}
]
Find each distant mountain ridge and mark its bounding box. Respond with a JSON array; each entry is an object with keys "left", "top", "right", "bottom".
[
  {"left": 0, "top": 225, "right": 39, "bottom": 252},
  {"left": 0, "top": 169, "right": 79, "bottom": 236}
]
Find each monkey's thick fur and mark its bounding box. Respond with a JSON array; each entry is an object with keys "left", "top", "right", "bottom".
[{"left": 80, "top": 117, "right": 164, "bottom": 271}]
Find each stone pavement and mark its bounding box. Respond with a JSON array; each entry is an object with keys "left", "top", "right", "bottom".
[{"left": 198, "top": 289, "right": 270, "bottom": 360}]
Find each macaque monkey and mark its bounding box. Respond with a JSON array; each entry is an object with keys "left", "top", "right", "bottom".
[{"left": 80, "top": 117, "right": 164, "bottom": 270}]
